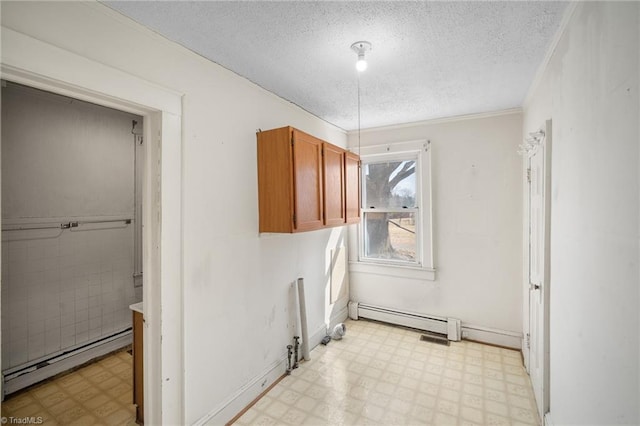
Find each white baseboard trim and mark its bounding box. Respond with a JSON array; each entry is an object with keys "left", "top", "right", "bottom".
[
  {"left": 197, "top": 312, "right": 350, "bottom": 425},
  {"left": 461, "top": 323, "right": 522, "bottom": 349},
  {"left": 310, "top": 324, "right": 329, "bottom": 352},
  {"left": 349, "top": 300, "right": 521, "bottom": 350},
  {"left": 197, "top": 356, "right": 287, "bottom": 426},
  {"left": 198, "top": 321, "right": 337, "bottom": 425},
  {"left": 3, "top": 331, "right": 132, "bottom": 396},
  {"left": 544, "top": 411, "right": 553, "bottom": 426},
  {"left": 309, "top": 305, "right": 349, "bottom": 350},
  {"left": 328, "top": 304, "right": 349, "bottom": 331}
]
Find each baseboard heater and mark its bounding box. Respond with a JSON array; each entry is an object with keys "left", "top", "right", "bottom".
[
  {"left": 2, "top": 328, "right": 132, "bottom": 397},
  {"left": 348, "top": 302, "right": 461, "bottom": 341}
]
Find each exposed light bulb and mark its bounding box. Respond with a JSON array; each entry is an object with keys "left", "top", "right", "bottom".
[
  {"left": 356, "top": 56, "right": 367, "bottom": 72},
  {"left": 351, "top": 41, "right": 371, "bottom": 73}
]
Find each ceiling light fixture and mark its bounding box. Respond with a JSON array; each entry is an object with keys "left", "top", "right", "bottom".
[
  {"left": 351, "top": 41, "right": 372, "bottom": 156},
  {"left": 351, "top": 41, "right": 372, "bottom": 72}
]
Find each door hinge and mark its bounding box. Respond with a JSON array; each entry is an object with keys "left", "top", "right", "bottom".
[
  {"left": 526, "top": 168, "right": 531, "bottom": 183},
  {"left": 526, "top": 333, "right": 530, "bottom": 349}
]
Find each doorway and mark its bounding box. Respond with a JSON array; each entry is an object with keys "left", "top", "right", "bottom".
[
  {"left": 1, "top": 81, "right": 143, "bottom": 394},
  {"left": 1, "top": 34, "right": 183, "bottom": 421},
  {"left": 525, "top": 120, "right": 552, "bottom": 420},
  {"left": 0, "top": 27, "right": 184, "bottom": 424}
]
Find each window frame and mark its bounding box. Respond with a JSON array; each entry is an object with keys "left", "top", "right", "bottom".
[
  {"left": 360, "top": 150, "right": 423, "bottom": 267},
  {"left": 351, "top": 139, "right": 434, "bottom": 281}
]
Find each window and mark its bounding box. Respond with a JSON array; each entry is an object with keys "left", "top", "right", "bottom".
[
  {"left": 352, "top": 140, "right": 434, "bottom": 279},
  {"left": 361, "top": 151, "right": 422, "bottom": 266}
]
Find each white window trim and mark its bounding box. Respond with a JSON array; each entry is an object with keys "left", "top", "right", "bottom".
[
  {"left": 350, "top": 261, "right": 436, "bottom": 281},
  {"left": 353, "top": 139, "right": 435, "bottom": 280}
]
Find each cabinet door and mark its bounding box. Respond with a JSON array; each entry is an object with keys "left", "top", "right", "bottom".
[
  {"left": 345, "top": 151, "right": 361, "bottom": 223},
  {"left": 323, "top": 143, "right": 346, "bottom": 226},
  {"left": 292, "top": 130, "right": 324, "bottom": 231},
  {"left": 257, "top": 127, "right": 295, "bottom": 233}
]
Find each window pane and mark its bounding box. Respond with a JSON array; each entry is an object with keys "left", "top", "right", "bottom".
[
  {"left": 364, "top": 160, "right": 416, "bottom": 208},
  {"left": 364, "top": 212, "right": 416, "bottom": 262}
]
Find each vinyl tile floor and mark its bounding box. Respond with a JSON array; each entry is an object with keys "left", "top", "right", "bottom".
[
  {"left": 234, "top": 319, "right": 540, "bottom": 426},
  {"left": 1, "top": 349, "right": 137, "bottom": 426}
]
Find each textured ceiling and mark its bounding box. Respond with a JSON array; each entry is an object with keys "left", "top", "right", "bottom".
[{"left": 104, "top": 1, "right": 567, "bottom": 131}]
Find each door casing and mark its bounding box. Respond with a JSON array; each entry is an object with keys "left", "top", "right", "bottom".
[{"left": 524, "top": 120, "right": 552, "bottom": 420}]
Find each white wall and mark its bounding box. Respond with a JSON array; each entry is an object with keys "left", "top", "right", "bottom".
[
  {"left": 348, "top": 111, "right": 523, "bottom": 338},
  {"left": 2, "top": 83, "right": 137, "bottom": 219},
  {"left": 524, "top": 2, "right": 639, "bottom": 424},
  {"left": 1, "top": 2, "right": 348, "bottom": 424}
]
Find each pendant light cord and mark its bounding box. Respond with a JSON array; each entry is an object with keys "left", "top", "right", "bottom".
[
  {"left": 351, "top": 40, "right": 370, "bottom": 157},
  {"left": 357, "top": 71, "right": 361, "bottom": 156}
]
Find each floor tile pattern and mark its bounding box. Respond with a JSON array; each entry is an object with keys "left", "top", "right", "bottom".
[
  {"left": 235, "top": 319, "right": 540, "bottom": 425},
  {"left": 1, "top": 350, "right": 137, "bottom": 426}
]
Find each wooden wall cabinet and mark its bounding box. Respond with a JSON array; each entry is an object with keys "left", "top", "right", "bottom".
[{"left": 257, "top": 126, "right": 360, "bottom": 233}]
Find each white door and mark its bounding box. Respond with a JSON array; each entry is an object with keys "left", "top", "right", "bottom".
[{"left": 527, "top": 121, "right": 551, "bottom": 420}]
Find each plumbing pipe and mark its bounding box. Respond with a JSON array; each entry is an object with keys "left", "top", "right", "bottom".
[
  {"left": 286, "top": 345, "right": 293, "bottom": 374},
  {"left": 297, "top": 278, "right": 311, "bottom": 361},
  {"left": 293, "top": 336, "right": 299, "bottom": 369}
]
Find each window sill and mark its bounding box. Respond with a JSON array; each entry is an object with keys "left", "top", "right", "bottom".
[{"left": 349, "top": 261, "right": 436, "bottom": 281}]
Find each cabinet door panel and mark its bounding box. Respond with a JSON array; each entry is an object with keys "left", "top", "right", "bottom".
[
  {"left": 293, "top": 131, "right": 324, "bottom": 231},
  {"left": 323, "top": 143, "right": 346, "bottom": 226},
  {"left": 257, "top": 127, "right": 294, "bottom": 233},
  {"left": 345, "top": 151, "right": 361, "bottom": 223}
]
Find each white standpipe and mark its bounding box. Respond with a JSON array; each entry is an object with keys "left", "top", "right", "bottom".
[{"left": 297, "top": 277, "right": 310, "bottom": 361}]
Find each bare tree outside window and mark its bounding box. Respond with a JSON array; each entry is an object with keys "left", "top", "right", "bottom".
[{"left": 363, "top": 159, "right": 418, "bottom": 263}]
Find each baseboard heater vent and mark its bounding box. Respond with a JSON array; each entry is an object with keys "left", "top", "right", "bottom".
[
  {"left": 420, "top": 333, "right": 450, "bottom": 346},
  {"left": 348, "top": 302, "right": 461, "bottom": 341},
  {"left": 2, "top": 328, "right": 132, "bottom": 397}
]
